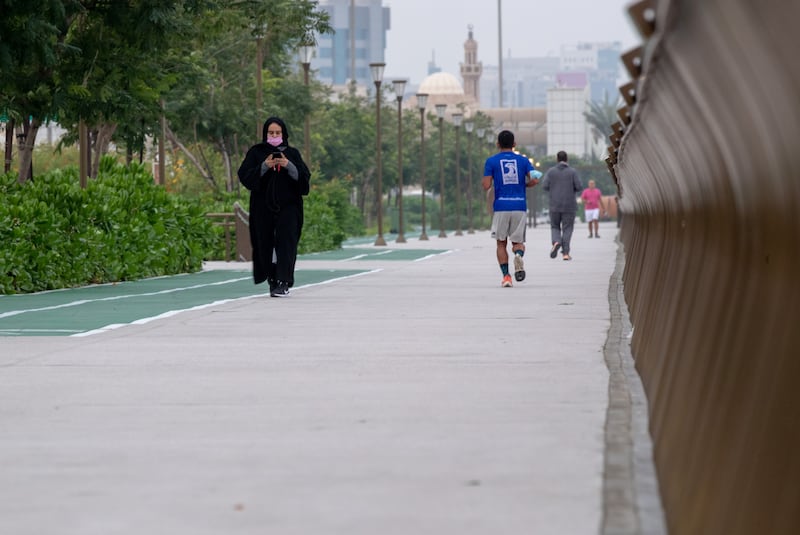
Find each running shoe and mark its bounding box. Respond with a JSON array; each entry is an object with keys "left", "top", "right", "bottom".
[
  {"left": 513, "top": 254, "right": 525, "bottom": 282},
  {"left": 270, "top": 281, "right": 291, "bottom": 297},
  {"left": 501, "top": 274, "right": 513, "bottom": 287}
]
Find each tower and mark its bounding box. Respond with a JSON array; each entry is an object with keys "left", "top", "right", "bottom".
[
  {"left": 460, "top": 25, "right": 482, "bottom": 103},
  {"left": 314, "top": 0, "right": 390, "bottom": 88}
]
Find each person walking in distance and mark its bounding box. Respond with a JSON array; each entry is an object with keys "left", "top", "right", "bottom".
[
  {"left": 541, "top": 151, "right": 582, "bottom": 261},
  {"left": 581, "top": 179, "right": 606, "bottom": 238},
  {"left": 238, "top": 117, "right": 311, "bottom": 297},
  {"left": 482, "top": 130, "right": 538, "bottom": 287}
]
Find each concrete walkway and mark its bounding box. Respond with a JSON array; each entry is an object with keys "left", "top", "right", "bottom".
[{"left": 0, "top": 222, "right": 655, "bottom": 534}]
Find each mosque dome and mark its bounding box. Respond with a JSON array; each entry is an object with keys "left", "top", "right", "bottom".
[{"left": 418, "top": 72, "right": 464, "bottom": 96}]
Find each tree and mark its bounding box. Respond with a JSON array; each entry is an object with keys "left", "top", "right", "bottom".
[
  {"left": 311, "top": 89, "right": 377, "bottom": 217},
  {"left": 584, "top": 93, "right": 621, "bottom": 155},
  {"left": 162, "top": 0, "right": 331, "bottom": 193},
  {"left": 0, "top": 0, "right": 70, "bottom": 181},
  {"left": 55, "top": 2, "right": 212, "bottom": 179},
  {"left": 1, "top": 0, "right": 331, "bottom": 186}
]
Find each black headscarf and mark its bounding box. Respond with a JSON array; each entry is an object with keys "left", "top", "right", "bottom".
[
  {"left": 238, "top": 116, "right": 311, "bottom": 197},
  {"left": 263, "top": 116, "right": 289, "bottom": 147}
]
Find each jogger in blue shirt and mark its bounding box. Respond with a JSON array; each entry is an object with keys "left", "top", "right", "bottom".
[{"left": 482, "top": 130, "right": 540, "bottom": 287}]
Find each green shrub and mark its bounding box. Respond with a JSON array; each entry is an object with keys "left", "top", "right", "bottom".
[
  {"left": 0, "top": 158, "right": 215, "bottom": 294},
  {"left": 186, "top": 190, "right": 247, "bottom": 262},
  {"left": 299, "top": 178, "right": 362, "bottom": 253}
]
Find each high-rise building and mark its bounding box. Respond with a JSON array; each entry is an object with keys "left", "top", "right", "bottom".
[
  {"left": 559, "top": 42, "right": 623, "bottom": 103},
  {"left": 313, "top": 0, "right": 390, "bottom": 88}
]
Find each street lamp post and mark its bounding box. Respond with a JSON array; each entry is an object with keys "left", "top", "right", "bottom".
[
  {"left": 299, "top": 45, "right": 315, "bottom": 164},
  {"left": 255, "top": 34, "right": 264, "bottom": 141},
  {"left": 416, "top": 93, "right": 429, "bottom": 240},
  {"left": 452, "top": 113, "right": 463, "bottom": 236},
  {"left": 487, "top": 129, "right": 496, "bottom": 230},
  {"left": 532, "top": 159, "right": 541, "bottom": 228},
  {"left": 435, "top": 103, "right": 447, "bottom": 238},
  {"left": 370, "top": 62, "right": 387, "bottom": 246},
  {"left": 465, "top": 121, "right": 475, "bottom": 233},
  {"left": 392, "top": 79, "right": 407, "bottom": 243},
  {"left": 476, "top": 128, "right": 491, "bottom": 232}
]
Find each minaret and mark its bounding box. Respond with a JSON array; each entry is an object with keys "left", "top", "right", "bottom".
[{"left": 460, "top": 25, "right": 482, "bottom": 103}]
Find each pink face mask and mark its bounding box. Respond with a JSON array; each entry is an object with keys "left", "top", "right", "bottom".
[{"left": 266, "top": 136, "right": 282, "bottom": 147}]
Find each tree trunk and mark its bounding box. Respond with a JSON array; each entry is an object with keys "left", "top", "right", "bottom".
[
  {"left": 164, "top": 124, "right": 219, "bottom": 191},
  {"left": 218, "top": 138, "right": 233, "bottom": 192},
  {"left": 359, "top": 168, "right": 374, "bottom": 222},
  {"left": 232, "top": 133, "right": 242, "bottom": 195},
  {"left": 16, "top": 118, "right": 41, "bottom": 183},
  {"left": 4, "top": 119, "right": 14, "bottom": 173},
  {"left": 91, "top": 123, "right": 118, "bottom": 178}
]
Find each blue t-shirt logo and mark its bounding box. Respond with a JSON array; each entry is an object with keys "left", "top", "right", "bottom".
[{"left": 501, "top": 159, "right": 519, "bottom": 185}]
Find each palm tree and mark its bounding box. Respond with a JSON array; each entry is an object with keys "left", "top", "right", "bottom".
[{"left": 584, "top": 92, "right": 621, "bottom": 147}]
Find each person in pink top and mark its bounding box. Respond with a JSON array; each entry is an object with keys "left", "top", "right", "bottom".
[{"left": 580, "top": 180, "right": 606, "bottom": 238}]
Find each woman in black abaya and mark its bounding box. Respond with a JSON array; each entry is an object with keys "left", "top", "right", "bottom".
[{"left": 237, "top": 117, "right": 311, "bottom": 297}]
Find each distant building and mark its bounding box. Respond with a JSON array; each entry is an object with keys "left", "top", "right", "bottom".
[
  {"left": 555, "top": 71, "right": 589, "bottom": 90},
  {"left": 409, "top": 72, "right": 474, "bottom": 117},
  {"left": 481, "top": 107, "right": 548, "bottom": 155},
  {"left": 476, "top": 42, "right": 622, "bottom": 109},
  {"left": 460, "top": 25, "right": 482, "bottom": 104},
  {"left": 427, "top": 51, "right": 442, "bottom": 76},
  {"left": 546, "top": 85, "right": 591, "bottom": 157},
  {"left": 459, "top": 30, "right": 620, "bottom": 157},
  {"left": 480, "top": 57, "right": 560, "bottom": 109},
  {"left": 313, "top": 0, "right": 390, "bottom": 89},
  {"left": 559, "top": 42, "right": 623, "bottom": 103}
]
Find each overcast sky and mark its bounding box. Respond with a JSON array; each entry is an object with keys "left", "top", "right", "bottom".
[{"left": 383, "top": 0, "right": 641, "bottom": 85}]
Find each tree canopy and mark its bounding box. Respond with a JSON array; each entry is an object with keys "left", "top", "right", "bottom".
[{"left": 0, "top": 0, "right": 331, "bottom": 182}]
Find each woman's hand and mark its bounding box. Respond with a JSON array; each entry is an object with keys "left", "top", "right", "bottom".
[{"left": 266, "top": 153, "right": 288, "bottom": 170}]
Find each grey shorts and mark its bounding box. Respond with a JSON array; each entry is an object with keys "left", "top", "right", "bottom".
[{"left": 491, "top": 210, "right": 527, "bottom": 243}]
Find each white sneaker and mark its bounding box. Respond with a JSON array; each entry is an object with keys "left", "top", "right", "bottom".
[{"left": 513, "top": 254, "right": 525, "bottom": 282}]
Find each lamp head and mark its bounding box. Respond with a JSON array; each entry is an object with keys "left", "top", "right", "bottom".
[
  {"left": 369, "top": 63, "right": 386, "bottom": 84},
  {"left": 299, "top": 44, "right": 315, "bottom": 64},
  {"left": 392, "top": 79, "right": 407, "bottom": 101}
]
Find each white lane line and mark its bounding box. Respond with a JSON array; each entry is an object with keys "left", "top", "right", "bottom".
[
  {"left": 414, "top": 249, "right": 455, "bottom": 262},
  {"left": 339, "top": 249, "right": 396, "bottom": 261},
  {"left": 72, "top": 270, "right": 381, "bottom": 337},
  {"left": 0, "top": 276, "right": 252, "bottom": 319},
  {"left": 0, "top": 329, "right": 82, "bottom": 335},
  {"left": 0, "top": 273, "right": 193, "bottom": 299}
]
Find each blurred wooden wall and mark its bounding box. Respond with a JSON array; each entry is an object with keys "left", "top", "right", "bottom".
[{"left": 610, "top": 0, "right": 800, "bottom": 533}]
